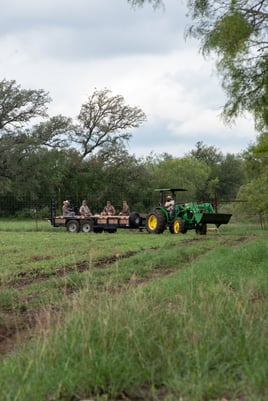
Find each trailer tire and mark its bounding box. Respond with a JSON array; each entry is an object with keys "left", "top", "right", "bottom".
[
  {"left": 66, "top": 220, "right": 80, "bottom": 233},
  {"left": 129, "top": 212, "right": 141, "bottom": 228},
  {"left": 81, "top": 220, "right": 94, "bottom": 233}
]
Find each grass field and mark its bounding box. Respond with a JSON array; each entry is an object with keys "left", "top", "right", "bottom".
[{"left": 0, "top": 219, "right": 267, "bottom": 401}]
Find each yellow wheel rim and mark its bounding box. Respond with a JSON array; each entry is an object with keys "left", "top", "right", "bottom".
[
  {"left": 174, "top": 220, "right": 180, "bottom": 234},
  {"left": 148, "top": 215, "right": 157, "bottom": 230}
]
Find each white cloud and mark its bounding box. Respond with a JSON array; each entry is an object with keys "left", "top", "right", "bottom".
[{"left": 0, "top": 0, "right": 257, "bottom": 158}]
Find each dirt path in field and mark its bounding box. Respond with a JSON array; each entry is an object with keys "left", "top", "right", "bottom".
[{"left": 0, "top": 235, "right": 255, "bottom": 356}]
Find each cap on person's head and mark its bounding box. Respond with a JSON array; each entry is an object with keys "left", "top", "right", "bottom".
[{"left": 166, "top": 195, "right": 172, "bottom": 200}]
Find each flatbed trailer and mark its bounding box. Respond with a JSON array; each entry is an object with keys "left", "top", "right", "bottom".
[
  {"left": 49, "top": 207, "right": 146, "bottom": 233},
  {"left": 49, "top": 197, "right": 146, "bottom": 233}
]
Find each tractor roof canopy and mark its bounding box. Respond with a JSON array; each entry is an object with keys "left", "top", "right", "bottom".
[{"left": 154, "top": 188, "right": 187, "bottom": 192}]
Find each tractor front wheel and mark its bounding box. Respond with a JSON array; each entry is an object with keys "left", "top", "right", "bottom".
[
  {"left": 195, "top": 223, "right": 207, "bottom": 235},
  {"left": 145, "top": 210, "right": 166, "bottom": 234},
  {"left": 169, "top": 217, "right": 185, "bottom": 234}
]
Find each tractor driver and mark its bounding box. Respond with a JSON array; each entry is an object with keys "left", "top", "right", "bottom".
[{"left": 164, "top": 195, "right": 175, "bottom": 212}]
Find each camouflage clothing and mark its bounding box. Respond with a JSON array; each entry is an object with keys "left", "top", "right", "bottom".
[
  {"left": 102, "top": 201, "right": 116, "bottom": 216},
  {"left": 79, "top": 201, "right": 92, "bottom": 217},
  {"left": 119, "top": 201, "right": 130, "bottom": 216}
]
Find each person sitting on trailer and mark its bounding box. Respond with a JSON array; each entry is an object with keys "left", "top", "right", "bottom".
[
  {"left": 79, "top": 200, "right": 92, "bottom": 217},
  {"left": 164, "top": 195, "right": 175, "bottom": 213},
  {"left": 62, "top": 200, "right": 75, "bottom": 217},
  {"left": 119, "top": 200, "right": 130, "bottom": 216},
  {"left": 101, "top": 200, "right": 116, "bottom": 216}
]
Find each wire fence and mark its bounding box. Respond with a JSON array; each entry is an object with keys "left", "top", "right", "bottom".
[
  {"left": 0, "top": 195, "right": 54, "bottom": 218},
  {"left": 0, "top": 194, "right": 151, "bottom": 218},
  {"left": 0, "top": 194, "right": 265, "bottom": 231}
]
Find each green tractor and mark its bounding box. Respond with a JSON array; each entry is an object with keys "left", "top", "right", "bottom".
[{"left": 145, "top": 188, "right": 232, "bottom": 235}]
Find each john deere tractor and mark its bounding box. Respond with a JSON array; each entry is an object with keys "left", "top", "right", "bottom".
[{"left": 145, "top": 188, "right": 232, "bottom": 235}]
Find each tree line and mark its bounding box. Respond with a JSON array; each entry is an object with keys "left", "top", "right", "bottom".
[
  {"left": 127, "top": 0, "right": 268, "bottom": 226},
  {"left": 1, "top": 1, "right": 267, "bottom": 223},
  {"left": 0, "top": 78, "right": 255, "bottom": 221}
]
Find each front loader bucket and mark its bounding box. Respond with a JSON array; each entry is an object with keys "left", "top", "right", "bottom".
[{"left": 199, "top": 213, "right": 232, "bottom": 227}]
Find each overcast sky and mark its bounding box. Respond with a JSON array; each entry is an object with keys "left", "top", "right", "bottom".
[{"left": 1, "top": 0, "right": 257, "bottom": 158}]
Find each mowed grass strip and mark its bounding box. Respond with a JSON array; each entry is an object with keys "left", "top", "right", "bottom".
[{"left": 0, "top": 225, "right": 267, "bottom": 401}]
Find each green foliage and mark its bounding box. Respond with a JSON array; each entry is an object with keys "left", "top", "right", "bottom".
[
  {"left": 128, "top": 0, "right": 163, "bottom": 8},
  {"left": 186, "top": 0, "right": 268, "bottom": 132},
  {"left": 0, "top": 80, "right": 148, "bottom": 208},
  {"left": 149, "top": 156, "right": 211, "bottom": 201},
  {"left": 72, "top": 88, "right": 147, "bottom": 159},
  {"left": 31, "top": 115, "right": 72, "bottom": 148},
  {"left": 188, "top": 141, "right": 245, "bottom": 201},
  {"left": 217, "top": 153, "right": 246, "bottom": 199},
  {"left": 235, "top": 176, "right": 268, "bottom": 219},
  {"left": 0, "top": 78, "right": 50, "bottom": 131},
  {"left": 205, "top": 12, "right": 253, "bottom": 57},
  {"left": 188, "top": 140, "right": 223, "bottom": 166},
  {"left": 237, "top": 131, "right": 268, "bottom": 227},
  {"left": 0, "top": 79, "right": 248, "bottom": 215}
]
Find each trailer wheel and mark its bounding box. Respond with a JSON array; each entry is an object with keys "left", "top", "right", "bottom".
[
  {"left": 66, "top": 220, "right": 80, "bottom": 233},
  {"left": 145, "top": 210, "right": 166, "bottom": 234},
  {"left": 129, "top": 212, "right": 141, "bottom": 228},
  {"left": 81, "top": 220, "right": 93, "bottom": 233},
  {"left": 169, "top": 217, "right": 184, "bottom": 234}
]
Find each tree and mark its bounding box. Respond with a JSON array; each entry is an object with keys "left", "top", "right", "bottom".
[
  {"left": 186, "top": 0, "right": 268, "bottom": 132},
  {"left": 128, "top": 0, "right": 163, "bottom": 7},
  {"left": 188, "top": 141, "right": 246, "bottom": 201},
  {"left": 188, "top": 141, "right": 223, "bottom": 166},
  {"left": 217, "top": 153, "right": 246, "bottom": 199},
  {"left": 0, "top": 115, "right": 73, "bottom": 194},
  {"left": 235, "top": 132, "right": 268, "bottom": 227},
  {"left": 0, "top": 79, "right": 51, "bottom": 131},
  {"left": 31, "top": 115, "right": 73, "bottom": 149},
  {"left": 128, "top": 1, "right": 268, "bottom": 132},
  {"left": 235, "top": 176, "right": 268, "bottom": 228},
  {"left": 71, "top": 88, "right": 146, "bottom": 159},
  {"left": 148, "top": 156, "right": 211, "bottom": 201}
]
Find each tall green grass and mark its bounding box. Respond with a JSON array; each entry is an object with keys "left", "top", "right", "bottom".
[{"left": 0, "top": 235, "right": 267, "bottom": 401}]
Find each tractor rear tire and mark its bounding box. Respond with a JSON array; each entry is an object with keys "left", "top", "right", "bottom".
[
  {"left": 145, "top": 210, "right": 166, "bottom": 234},
  {"left": 66, "top": 220, "right": 80, "bottom": 233},
  {"left": 169, "top": 217, "right": 185, "bottom": 234}
]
